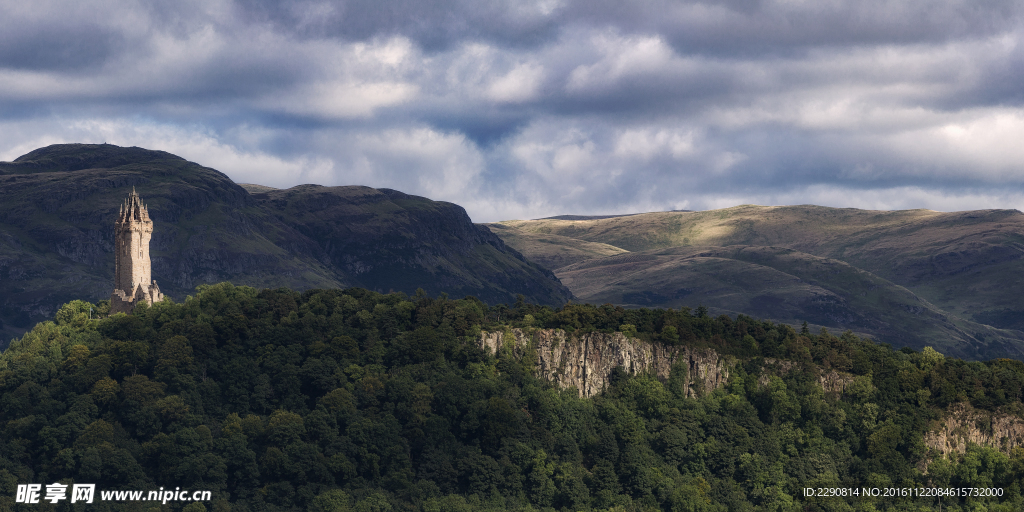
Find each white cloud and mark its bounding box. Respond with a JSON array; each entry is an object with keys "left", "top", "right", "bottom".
[
  {"left": 885, "top": 110, "right": 1024, "bottom": 180},
  {"left": 614, "top": 128, "right": 696, "bottom": 160},
  {"left": 565, "top": 32, "right": 681, "bottom": 93},
  {"left": 486, "top": 62, "right": 546, "bottom": 103},
  {"left": 343, "top": 127, "right": 486, "bottom": 199},
  {"left": 258, "top": 37, "right": 423, "bottom": 118},
  {"left": 273, "top": 80, "right": 419, "bottom": 118}
]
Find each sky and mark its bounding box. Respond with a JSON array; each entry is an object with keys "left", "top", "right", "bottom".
[{"left": 2, "top": 0, "right": 1024, "bottom": 222}]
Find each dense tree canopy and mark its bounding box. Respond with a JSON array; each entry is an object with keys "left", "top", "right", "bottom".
[{"left": 1, "top": 283, "right": 1023, "bottom": 511}]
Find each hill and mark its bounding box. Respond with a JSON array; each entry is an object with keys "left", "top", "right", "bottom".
[
  {"left": 485, "top": 223, "right": 628, "bottom": 270},
  {"left": 488, "top": 205, "right": 1024, "bottom": 360},
  {"left": 0, "top": 144, "right": 571, "bottom": 345},
  {"left": 2, "top": 287, "right": 1022, "bottom": 511}
]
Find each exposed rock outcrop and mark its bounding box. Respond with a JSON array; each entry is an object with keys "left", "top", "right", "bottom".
[
  {"left": 756, "top": 358, "right": 853, "bottom": 396},
  {"left": 479, "top": 328, "right": 730, "bottom": 398},
  {"left": 924, "top": 402, "right": 1024, "bottom": 457},
  {"left": 817, "top": 369, "right": 855, "bottom": 395}
]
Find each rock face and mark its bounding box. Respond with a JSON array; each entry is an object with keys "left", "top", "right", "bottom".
[
  {"left": 479, "top": 328, "right": 730, "bottom": 398},
  {"left": 757, "top": 358, "right": 854, "bottom": 396},
  {"left": 924, "top": 403, "right": 1024, "bottom": 457},
  {"left": 817, "top": 368, "right": 855, "bottom": 395},
  {"left": 480, "top": 328, "right": 863, "bottom": 400}
]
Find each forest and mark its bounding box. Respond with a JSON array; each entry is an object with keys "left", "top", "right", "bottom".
[{"left": 1, "top": 283, "right": 1023, "bottom": 511}]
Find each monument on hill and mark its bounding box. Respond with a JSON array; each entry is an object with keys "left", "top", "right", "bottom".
[{"left": 110, "top": 188, "right": 164, "bottom": 314}]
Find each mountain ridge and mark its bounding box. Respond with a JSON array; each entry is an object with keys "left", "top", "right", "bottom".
[
  {"left": 487, "top": 205, "right": 1024, "bottom": 360},
  {"left": 0, "top": 143, "right": 572, "bottom": 345}
]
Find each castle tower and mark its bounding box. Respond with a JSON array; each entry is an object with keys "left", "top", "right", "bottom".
[{"left": 110, "top": 188, "right": 164, "bottom": 314}]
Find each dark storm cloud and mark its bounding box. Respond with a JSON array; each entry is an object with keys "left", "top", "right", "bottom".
[
  {"left": 231, "top": 0, "right": 1024, "bottom": 54},
  {"left": 0, "top": 25, "right": 122, "bottom": 71},
  {"left": 427, "top": 112, "right": 532, "bottom": 147},
  {"left": 233, "top": 0, "right": 564, "bottom": 50},
  {"left": 2, "top": 0, "right": 1024, "bottom": 221},
  {"left": 564, "top": 0, "right": 1024, "bottom": 53}
]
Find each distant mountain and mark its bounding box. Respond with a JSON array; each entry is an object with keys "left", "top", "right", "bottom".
[
  {"left": 487, "top": 205, "right": 1024, "bottom": 360},
  {"left": 538, "top": 209, "right": 692, "bottom": 221},
  {"left": 0, "top": 144, "right": 571, "bottom": 345},
  {"left": 485, "top": 223, "right": 629, "bottom": 271}
]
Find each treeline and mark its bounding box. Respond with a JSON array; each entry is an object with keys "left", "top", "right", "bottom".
[{"left": 0, "top": 283, "right": 1022, "bottom": 511}]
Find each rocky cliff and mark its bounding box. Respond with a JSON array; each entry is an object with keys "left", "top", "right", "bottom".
[
  {"left": 479, "top": 328, "right": 730, "bottom": 398},
  {"left": 924, "top": 402, "right": 1024, "bottom": 457},
  {"left": 480, "top": 328, "right": 865, "bottom": 401},
  {"left": 756, "top": 358, "right": 854, "bottom": 396}
]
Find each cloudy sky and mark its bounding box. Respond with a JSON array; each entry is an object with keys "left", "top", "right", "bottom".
[{"left": 2, "top": 0, "right": 1024, "bottom": 221}]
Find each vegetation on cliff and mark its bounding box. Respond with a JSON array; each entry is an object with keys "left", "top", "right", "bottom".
[{"left": 1, "top": 284, "right": 1023, "bottom": 511}]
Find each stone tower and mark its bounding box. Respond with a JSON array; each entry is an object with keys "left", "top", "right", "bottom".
[{"left": 110, "top": 188, "right": 164, "bottom": 314}]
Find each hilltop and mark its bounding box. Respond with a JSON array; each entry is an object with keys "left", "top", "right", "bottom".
[
  {"left": 487, "top": 205, "right": 1024, "bottom": 360},
  {"left": 2, "top": 285, "right": 1022, "bottom": 510},
  {"left": 0, "top": 144, "right": 571, "bottom": 345}
]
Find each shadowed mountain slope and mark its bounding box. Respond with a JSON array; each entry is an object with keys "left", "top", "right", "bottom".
[
  {"left": 0, "top": 144, "right": 571, "bottom": 345},
  {"left": 249, "top": 184, "right": 570, "bottom": 306}
]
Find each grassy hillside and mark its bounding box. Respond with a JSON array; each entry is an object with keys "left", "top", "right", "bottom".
[
  {"left": 490, "top": 205, "right": 1024, "bottom": 359},
  {"left": 557, "top": 246, "right": 1024, "bottom": 360},
  {"left": 484, "top": 223, "right": 628, "bottom": 271}
]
